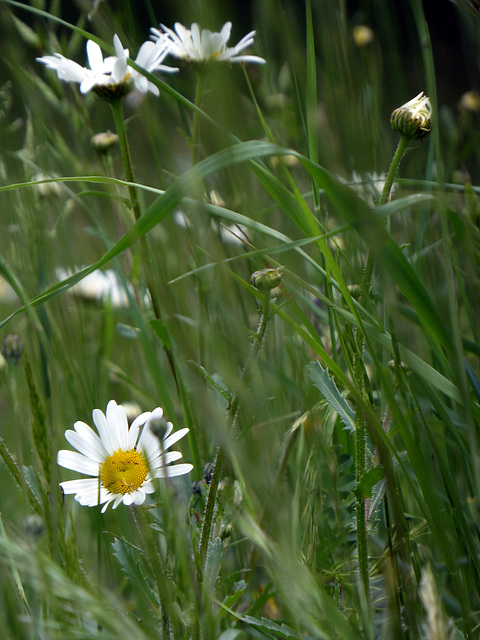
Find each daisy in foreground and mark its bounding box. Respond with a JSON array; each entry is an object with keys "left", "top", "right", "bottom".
[
  {"left": 58, "top": 400, "right": 193, "bottom": 512},
  {"left": 151, "top": 21, "right": 266, "bottom": 64},
  {"left": 37, "top": 33, "right": 177, "bottom": 97}
]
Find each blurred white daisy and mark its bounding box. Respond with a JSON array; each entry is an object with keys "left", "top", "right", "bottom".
[
  {"left": 151, "top": 21, "right": 266, "bottom": 64},
  {"left": 37, "top": 34, "right": 177, "bottom": 97},
  {"left": 58, "top": 400, "right": 193, "bottom": 512},
  {"left": 56, "top": 267, "right": 131, "bottom": 308},
  {"left": 173, "top": 210, "right": 248, "bottom": 246}
]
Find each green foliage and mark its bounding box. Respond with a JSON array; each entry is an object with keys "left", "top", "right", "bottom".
[{"left": 0, "top": 0, "right": 479, "bottom": 638}]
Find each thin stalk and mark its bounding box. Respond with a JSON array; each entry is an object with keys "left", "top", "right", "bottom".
[
  {"left": 378, "top": 135, "right": 410, "bottom": 207},
  {"left": 109, "top": 98, "right": 180, "bottom": 387},
  {"left": 198, "top": 290, "right": 273, "bottom": 576},
  {"left": 354, "top": 342, "right": 369, "bottom": 605},
  {"left": 110, "top": 97, "right": 142, "bottom": 222},
  {"left": 192, "top": 70, "right": 206, "bottom": 166},
  {"left": 355, "top": 134, "right": 409, "bottom": 606}
]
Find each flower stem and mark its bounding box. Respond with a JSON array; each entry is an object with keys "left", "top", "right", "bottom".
[
  {"left": 378, "top": 134, "right": 410, "bottom": 207},
  {"left": 110, "top": 97, "right": 142, "bottom": 222},
  {"left": 192, "top": 70, "right": 206, "bottom": 166},
  {"left": 354, "top": 342, "right": 369, "bottom": 605},
  {"left": 355, "top": 134, "right": 410, "bottom": 606},
  {"left": 198, "top": 290, "right": 273, "bottom": 576}
]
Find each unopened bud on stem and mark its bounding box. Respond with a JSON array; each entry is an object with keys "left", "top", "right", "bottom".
[
  {"left": 250, "top": 266, "right": 284, "bottom": 291},
  {"left": 390, "top": 91, "right": 432, "bottom": 140}
]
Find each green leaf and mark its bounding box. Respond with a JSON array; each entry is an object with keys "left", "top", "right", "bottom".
[
  {"left": 354, "top": 466, "right": 386, "bottom": 501},
  {"left": 307, "top": 361, "right": 356, "bottom": 432},
  {"left": 111, "top": 537, "right": 158, "bottom": 608}
]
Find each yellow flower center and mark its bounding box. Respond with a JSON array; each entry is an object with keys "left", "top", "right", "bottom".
[{"left": 100, "top": 449, "right": 148, "bottom": 495}]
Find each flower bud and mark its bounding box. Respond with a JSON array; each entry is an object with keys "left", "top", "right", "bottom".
[
  {"left": 250, "top": 266, "right": 284, "bottom": 291},
  {"left": 390, "top": 91, "right": 432, "bottom": 140},
  {"left": 91, "top": 130, "right": 119, "bottom": 153},
  {"left": 353, "top": 25, "right": 374, "bottom": 47},
  {"left": 1, "top": 334, "right": 22, "bottom": 366},
  {"left": 149, "top": 415, "right": 170, "bottom": 442}
]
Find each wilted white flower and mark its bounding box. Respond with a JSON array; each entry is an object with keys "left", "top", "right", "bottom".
[
  {"left": 37, "top": 34, "right": 177, "bottom": 98},
  {"left": 151, "top": 21, "right": 266, "bottom": 64},
  {"left": 58, "top": 400, "right": 193, "bottom": 512}
]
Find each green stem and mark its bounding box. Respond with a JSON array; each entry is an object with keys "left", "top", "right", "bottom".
[
  {"left": 362, "top": 135, "right": 410, "bottom": 292},
  {"left": 354, "top": 328, "right": 370, "bottom": 603},
  {"left": 192, "top": 71, "right": 206, "bottom": 166},
  {"left": 378, "top": 134, "right": 410, "bottom": 207},
  {"left": 354, "top": 134, "right": 411, "bottom": 606},
  {"left": 110, "top": 98, "right": 178, "bottom": 375},
  {"left": 198, "top": 290, "right": 272, "bottom": 576},
  {"left": 110, "top": 98, "right": 141, "bottom": 222}
]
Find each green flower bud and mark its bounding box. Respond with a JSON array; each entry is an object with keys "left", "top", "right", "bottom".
[
  {"left": 149, "top": 415, "right": 170, "bottom": 442},
  {"left": 91, "top": 130, "right": 119, "bottom": 153},
  {"left": 1, "top": 334, "right": 22, "bottom": 366},
  {"left": 390, "top": 91, "right": 432, "bottom": 140},
  {"left": 250, "top": 266, "right": 284, "bottom": 291}
]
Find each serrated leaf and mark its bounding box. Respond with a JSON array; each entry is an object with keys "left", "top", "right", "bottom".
[
  {"left": 111, "top": 537, "right": 158, "bottom": 607},
  {"left": 354, "top": 466, "right": 385, "bottom": 500},
  {"left": 204, "top": 536, "right": 224, "bottom": 592},
  {"left": 307, "top": 361, "right": 356, "bottom": 431},
  {"left": 241, "top": 615, "right": 317, "bottom": 639}
]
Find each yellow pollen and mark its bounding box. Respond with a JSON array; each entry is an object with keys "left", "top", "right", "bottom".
[{"left": 100, "top": 448, "right": 148, "bottom": 495}]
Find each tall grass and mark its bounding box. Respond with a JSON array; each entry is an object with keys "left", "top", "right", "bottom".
[{"left": 0, "top": 0, "right": 479, "bottom": 638}]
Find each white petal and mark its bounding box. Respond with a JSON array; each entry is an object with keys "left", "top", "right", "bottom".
[
  {"left": 60, "top": 478, "right": 109, "bottom": 506},
  {"left": 123, "top": 493, "right": 136, "bottom": 506},
  {"left": 65, "top": 421, "right": 106, "bottom": 462},
  {"left": 228, "top": 55, "right": 266, "bottom": 64},
  {"left": 220, "top": 22, "right": 232, "bottom": 44},
  {"left": 80, "top": 76, "right": 97, "bottom": 94},
  {"left": 113, "top": 34, "right": 126, "bottom": 58},
  {"left": 86, "top": 40, "right": 104, "bottom": 72},
  {"left": 112, "top": 495, "right": 124, "bottom": 510},
  {"left": 92, "top": 407, "right": 116, "bottom": 455},
  {"left": 163, "top": 427, "right": 189, "bottom": 451},
  {"left": 57, "top": 450, "right": 100, "bottom": 476},
  {"left": 133, "top": 488, "right": 146, "bottom": 504},
  {"left": 128, "top": 411, "right": 150, "bottom": 449},
  {"left": 154, "top": 463, "right": 193, "bottom": 478},
  {"left": 106, "top": 400, "right": 129, "bottom": 450}
]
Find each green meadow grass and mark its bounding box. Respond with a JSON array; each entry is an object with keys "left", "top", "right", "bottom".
[{"left": 0, "top": 0, "right": 480, "bottom": 638}]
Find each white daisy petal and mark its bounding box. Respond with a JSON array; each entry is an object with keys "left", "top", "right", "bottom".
[
  {"left": 156, "top": 21, "right": 266, "bottom": 64},
  {"left": 128, "top": 411, "right": 151, "bottom": 448},
  {"left": 106, "top": 400, "right": 129, "bottom": 450},
  {"left": 65, "top": 421, "right": 106, "bottom": 461},
  {"left": 60, "top": 478, "right": 99, "bottom": 496},
  {"left": 92, "top": 407, "right": 117, "bottom": 455},
  {"left": 163, "top": 427, "right": 190, "bottom": 451},
  {"left": 86, "top": 40, "right": 104, "bottom": 72},
  {"left": 57, "top": 450, "right": 100, "bottom": 476},
  {"left": 154, "top": 463, "right": 193, "bottom": 478}
]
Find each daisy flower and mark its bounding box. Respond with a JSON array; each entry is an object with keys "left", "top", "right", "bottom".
[
  {"left": 37, "top": 34, "right": 177, "bottom": 98},
  {"left": 58, "top": 400, "right": 193, "bottom": 512},
  {"left": 151, "top": 21, "right": 266, "bottom": 64},
  {"left": 55, "top": 267, "right": 131, "bottom": 308}
]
